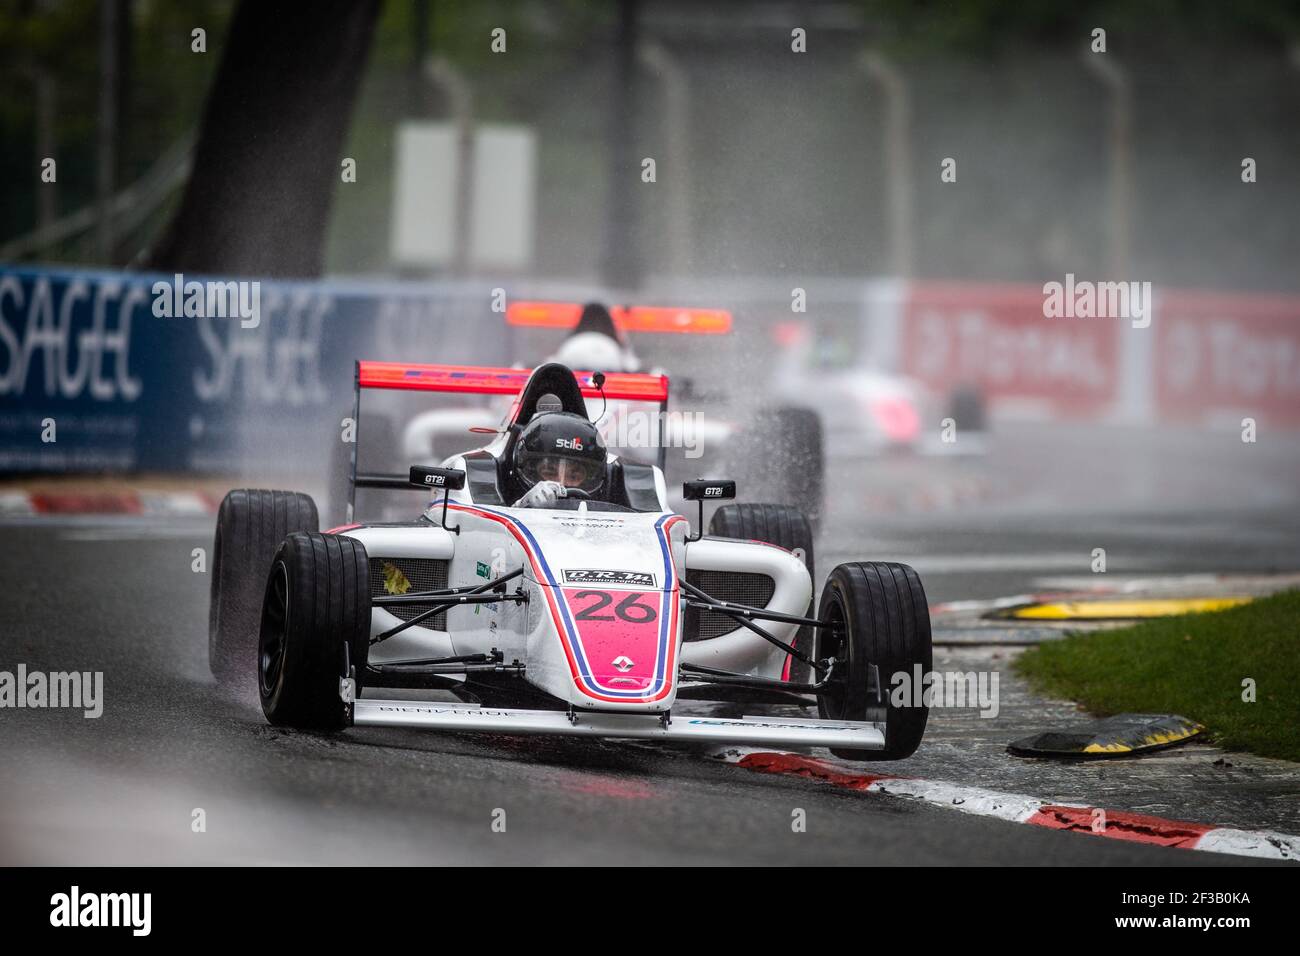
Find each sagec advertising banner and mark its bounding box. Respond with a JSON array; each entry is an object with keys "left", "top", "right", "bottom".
[{"left": 0, "top": 266, "right": 502, "bottom": 474}]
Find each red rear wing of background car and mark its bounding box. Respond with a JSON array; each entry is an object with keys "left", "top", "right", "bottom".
[
  {"left": 506, "top": 300, "right": 732, "bottom": 335},
  {"left": 356, "top": 361, "right": 669, "bottom": 402}
]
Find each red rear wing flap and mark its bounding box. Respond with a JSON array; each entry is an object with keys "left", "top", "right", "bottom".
[
  {"left": 507, "top": 301, "right": 732, "bottom": 335},
  {"left": 356, "top": 361, "right": 669, "bottom": 403}
]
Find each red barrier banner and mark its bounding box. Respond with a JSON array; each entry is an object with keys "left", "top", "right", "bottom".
[
  {"left": 1155, "top": 290, "right": 1300, "bottom": 426},
  {"left": 900, "top": 282, "right": 1120, "bottom": 416}
]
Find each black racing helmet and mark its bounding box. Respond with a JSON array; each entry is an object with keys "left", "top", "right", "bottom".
[{"left": 514, "top": 411, "right": 607, "bottom": 495}]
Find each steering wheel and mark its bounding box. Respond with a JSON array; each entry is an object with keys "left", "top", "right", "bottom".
[{"left": 562, "top": 488, "right": 592, "bottom": 501}]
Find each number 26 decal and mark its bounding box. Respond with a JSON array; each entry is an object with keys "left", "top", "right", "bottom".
[{"left": 573, "top": 591, "right": 657, "bottom": 623}]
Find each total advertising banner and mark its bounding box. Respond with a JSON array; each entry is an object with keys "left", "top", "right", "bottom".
[
  {"left": 899, "top": 281, "right": 1121, "bottom": 418},
  {"left": 898, "top": 280, "right": 1300, "bottom": 426},
  {"left": 1155, "top": 289, "right": 1300, "bottom": 427}
]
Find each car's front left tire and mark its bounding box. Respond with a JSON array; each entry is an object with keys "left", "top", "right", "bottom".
[
  {"left": 814, "top": 561, "right": 932, "bottom": 760},
  {"left": 709, "top": 502, "right": 816, "bottom": 683},
  {"left": 259, "top": 532, "right": 371, "bottom": 731}
]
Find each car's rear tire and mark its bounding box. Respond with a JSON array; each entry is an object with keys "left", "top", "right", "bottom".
[
  {"left": 947, "top": 385, "right": 986, "bottom": 433},
  {"left": 328, "top": 412, "right": 396, "bottom": 526},
  {"left": 814, "top": 561, "right": 931, "bottom": 760},
  {"left": 728, "top": 407, "right": 825, "bottom": 529},
  {"left": 772, "top": 407, "right": 824, "bottom": 528},
  {"left": 209, "top": 490, "right": 318, "bottom": 692},
  {"left": 259, "top": 532, "right": 370, "bottom": 731},
  {"left": 709, "top": 503, "right": 816, "bottom": 684}
]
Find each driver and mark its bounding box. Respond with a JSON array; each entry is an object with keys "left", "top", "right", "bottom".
[{"left": 512, "top": 409, "right": 608, "bottom": 508}]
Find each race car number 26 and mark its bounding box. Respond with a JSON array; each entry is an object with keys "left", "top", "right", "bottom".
[{"left": 572, "top": 590, "right": 657, "bottom": 623}]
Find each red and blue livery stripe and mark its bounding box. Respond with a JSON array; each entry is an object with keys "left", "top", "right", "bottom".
[{"left": 446, "top": 503, "right": 683, "bottom": 704}]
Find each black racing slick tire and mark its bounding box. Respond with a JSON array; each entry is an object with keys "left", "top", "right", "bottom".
[
  {"left": 947, "top": 385, "right": 987, "bottom": 434},
  {"left": 772, "top": 407, "right": 824, "bottom": 528},
  {"left": 259, "top": 532, "right": 370, "bottom": 731},
  {"left": 709, "top": 503, "right": 816, "bottom": 684},
  {"left": 209, "top": 489, "right": 318, "bottom": 691},
  {"left": 734, "top": 407, "right": 825, "bottom": 528},
  {"left": 814, "top": 561, "right": 932, "bottom": 760}
]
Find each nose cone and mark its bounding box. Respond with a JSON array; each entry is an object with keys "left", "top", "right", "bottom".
[{"left": 560, "top": 587, "right": 665, "bottom": 695}]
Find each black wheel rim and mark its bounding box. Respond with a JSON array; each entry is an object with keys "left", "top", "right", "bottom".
[
  {"left": 259, "top": 562, "right": 290, "bottom": 697},
  {"left": 818, "top": 593, "right": 849, "bottom": 719}
]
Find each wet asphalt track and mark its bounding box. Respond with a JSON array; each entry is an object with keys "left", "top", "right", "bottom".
[{"left": 2, "top": 424, "right": 1298, "bottom": 864}]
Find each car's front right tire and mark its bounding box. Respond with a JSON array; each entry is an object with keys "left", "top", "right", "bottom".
[
  {"left": 709, "top": 502, "right": 816, "bottom": 682},
  {"left": 259, "top": 532, "right": 371, "bottom": 731}
]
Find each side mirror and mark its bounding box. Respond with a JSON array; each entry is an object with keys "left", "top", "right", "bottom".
[
  {"left": 410, "top": 466, "right": 466, "bottom": 491},
  {"left": 412, "top": 466, "right": 466, "bottom": 536},
  {"left": 683, "top": 479, "right": 735, "bottom": 501},
  {"left": 683, "top": 479, "right": 736, "bottom": 542}
]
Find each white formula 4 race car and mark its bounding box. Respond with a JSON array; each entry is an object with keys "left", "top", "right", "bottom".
[{"left": 208, "top": 361, "right": 932, "bottom": 759}]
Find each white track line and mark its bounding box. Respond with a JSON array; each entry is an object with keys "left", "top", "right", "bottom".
[{"left": 722, "top": 751, "right": 1299, "bottom": 862}]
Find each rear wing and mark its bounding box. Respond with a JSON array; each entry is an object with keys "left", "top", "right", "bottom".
[
  {"left": 506, "top": 300, "right": 732, "bottom": 335},
  {"left": 357, "top": 361, "right": 668, "bottom": 401},
  {"left": 347, "top": 361, "right": 670, "bottom": 520}
]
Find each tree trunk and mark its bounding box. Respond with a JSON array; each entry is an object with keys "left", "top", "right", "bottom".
[
  {"left": 148, "top": 0, "right": 381, "bottom": 278},
  {"left": 599, "top": 0, "right": 642, "bottom": 290}
]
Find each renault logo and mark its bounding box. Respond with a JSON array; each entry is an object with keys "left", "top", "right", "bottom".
[{"left": 612, "top": 655, "right": 635, "bottom": 672}]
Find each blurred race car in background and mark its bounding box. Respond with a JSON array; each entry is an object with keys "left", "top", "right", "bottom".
[{"left": 769, "top": 321, "right": 987, "bottom": 459}]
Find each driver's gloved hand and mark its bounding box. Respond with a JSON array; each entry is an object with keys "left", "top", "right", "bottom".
[{"left": 513, "top": 480, "right": 567, "bottom": 509}]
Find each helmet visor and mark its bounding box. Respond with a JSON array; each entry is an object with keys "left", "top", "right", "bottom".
[{"left": 521, "top": 453, "right": 604, "bottom": 493}]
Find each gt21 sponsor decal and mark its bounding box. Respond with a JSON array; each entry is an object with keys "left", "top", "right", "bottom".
[{"left": 563, "top": 568, "right": 656, "bottom": 588}]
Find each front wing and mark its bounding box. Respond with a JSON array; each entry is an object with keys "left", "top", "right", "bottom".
[{"left": 353, "top": 700, "right": 886, "bottom": 750}]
